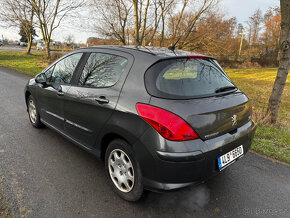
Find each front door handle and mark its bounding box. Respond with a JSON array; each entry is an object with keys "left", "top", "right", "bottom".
[
  {"left": 57, "top": 91, "right": 64, "bottom": 96},
  {"left": 95, "top": 96, "right": 109, "bottom": 104}
]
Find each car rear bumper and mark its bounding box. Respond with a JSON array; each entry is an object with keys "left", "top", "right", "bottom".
[{"left": 135, "top": 120, "right": 257, "bottom": 191}]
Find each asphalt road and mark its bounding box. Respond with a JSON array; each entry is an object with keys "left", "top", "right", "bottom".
[
  {"left": 0, "top": 45, "right": 66, "bottom": 54},
  {"left": 0, "top": 67, "right": 289, "bottom": 218},
  {"left": 0, "top": 45, "right": 42, "bottom": 53}
]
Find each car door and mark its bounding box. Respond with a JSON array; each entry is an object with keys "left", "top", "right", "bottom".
[
  {"left": 63, "top": 50, "right": 133, "bottom": 149},
  {"left": 36, "top": 52, "right": 84, "bottom": 131}
]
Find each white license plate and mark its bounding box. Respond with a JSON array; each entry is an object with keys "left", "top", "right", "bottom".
[{"left": 218, "top": 145, "right": 244, "bottom": 170}]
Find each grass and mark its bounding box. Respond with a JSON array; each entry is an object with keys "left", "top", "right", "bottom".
[
  {"left": 252, "top": 125, "right": 290, "bottom": 163},
  {"left": 0, "top": 51, "right": 54, "bottom": 77},
  {"left": 226, "top": 68, "right": 290, "bottom": 126},
  {"left": 0, "top": 51, "right": 289, "bottom": 163},
  {"left": 226, "top": 68, "right": 290, "bottom": 163}
]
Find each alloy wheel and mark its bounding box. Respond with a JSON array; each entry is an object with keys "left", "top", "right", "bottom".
[
  {"left": 28, "top": 99, "right": 37, "bottom": 124},
  {"left": 108, "top": 149, "right": 135, "bottom": 192}
]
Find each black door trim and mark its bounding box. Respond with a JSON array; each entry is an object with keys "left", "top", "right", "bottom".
[{"left": 70, "top": 52, "right": 90, "bottom": 85}]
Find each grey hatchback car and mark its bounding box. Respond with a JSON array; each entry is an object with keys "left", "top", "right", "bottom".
[{"left": 25, "top": 46, "right": 257, "bottom": 201}]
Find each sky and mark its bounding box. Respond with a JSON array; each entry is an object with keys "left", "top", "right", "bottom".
[
  {"left": 0, "top": 0, "right": 280, "bottom": 43},
  {"left": 221, "top": 0, "right": 279, "bottom": 22}
]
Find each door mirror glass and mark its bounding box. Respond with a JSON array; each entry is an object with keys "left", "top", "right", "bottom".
[{"left": 35, "top": 73, "right": 47, "bottom": 84}]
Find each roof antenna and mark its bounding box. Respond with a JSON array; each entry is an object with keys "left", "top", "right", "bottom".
[
  {"left": 168, "top": 33, "right": 183, "bottom": 55},
  {"left": 168, "top": 26, "right": 187, "bottom": 55},
  {"left": 168, "top": 44, "right": 176, "bottom": 55},
  {"left": 168, "top": 44, "right": 175, "bottom": 52}
]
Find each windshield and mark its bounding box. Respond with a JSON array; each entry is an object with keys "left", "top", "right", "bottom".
[{"left": 145, "top": 58, "right": 236, "bottom": 99}]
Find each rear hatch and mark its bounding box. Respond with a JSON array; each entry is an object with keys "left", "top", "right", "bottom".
[{"left": 145, "top": 57, "right": 251, "bottom": 140}]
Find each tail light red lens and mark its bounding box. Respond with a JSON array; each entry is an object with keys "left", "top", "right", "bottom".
[
  {"left": 136, "top": 103, "right": 199, "bottom": 141},
  {"left": 251, "top": 105, "right": 253, "bottom": 117}
]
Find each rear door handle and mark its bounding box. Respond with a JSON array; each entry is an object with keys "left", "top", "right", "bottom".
[
  {"left": 57, "top": 91, "right": 64, "bottom": 96},
  {"left": 95, "top": 96, "right": 109, "bottom": 104}
]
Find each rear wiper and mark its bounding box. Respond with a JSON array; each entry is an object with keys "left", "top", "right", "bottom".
[{"left": 215, "top": 86, "right": 236, "bottom": 93}]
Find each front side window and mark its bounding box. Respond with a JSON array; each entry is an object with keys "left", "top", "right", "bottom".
[
  {"left": 79, "top": 53, "right": 128, "bottom": 88},
  {"left": 50, "top": 53, "right": 83, "bottom": 84},
  {"left": 44, "top": 66, "right": 54, "bottom": 82}
]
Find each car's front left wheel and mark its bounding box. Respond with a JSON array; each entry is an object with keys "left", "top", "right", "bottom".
[
  {"left": 27, "top": 95, "right": 43, "bottom": 128},
  {"left": 105, "top": 139, "right": 143, "bottom": 201}
]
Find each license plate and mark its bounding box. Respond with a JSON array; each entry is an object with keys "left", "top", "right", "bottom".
[{"left": 218, "top": 145, "right": 244, "bottom": 170}]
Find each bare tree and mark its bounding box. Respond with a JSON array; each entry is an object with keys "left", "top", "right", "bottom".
[
  {"left": 261, "top": 7, "right": 281, "bottom": 56},
  {"left": 263, "top": 0, "right": 290, "bottom": 124},
  {"left": 132, "top": 0, "right": 150, "bottom": 45},
  {"left": 158, "top": 0, "right": 175, "bottom": 46},
  {"left": 183, "top": 13, "right": 238, "bottom": 57},
  {"left": 247, "top": 9, "right": 263, "bottom": 46},
  {"left": 92, "top": 0, "right": 132, "bottom": 45},
  {"left": 168, "top": 0, "right": 219, "bottom": 49},
  {"left": 92, "top": 0, "right": 151, "bottom": 46},
  {"left": 170, "top": 0, "right": 189, "bottom": 42},
  {"left": 144, "top": 0, "right": 162, "bottom": 45},
  {"left": 132, "top": 0, "right": 140, "bottom": 45},
  {"left": 140, "top": 0, "right": 150, "bottom": 45},
  {"left": 91, "top": 0, "right": 218, "bottom": 47},
  {"left": 27, "top": 0, "right": 83, "bottom": 58},
  {"left": 64, "top": 34, "right": 75, "bottom": 45},
  {"left": 0, "top": 0, "right": 35, "bottom": 54}
]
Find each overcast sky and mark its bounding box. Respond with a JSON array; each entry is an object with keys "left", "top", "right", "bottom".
[
  {"left": 221, "top": 0, "right": 279, "bottom": 22},
  {"left": 0, "top": 0, "right": 279, "bottom": 43}
]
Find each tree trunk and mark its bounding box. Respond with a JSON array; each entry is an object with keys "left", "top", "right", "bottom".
[
  {"left": 132, "top": 0, "right": 140, "bottom": 46},
  {"left": 172, "top": 0, "right": 188, "bottom": 40},
  {"left": 264, "top": 0, "right": 290, "bottom": 124},
  {"left": 26, "top": 34, "right": 32, "bottom": 55},
  {"left": 160, "top": 11, "right": 165, "bottom": 47},
  {"left": 140, "top": 0, "right": 150, "bottom": 45},
  {"left": 45, "top": 41, "right": 51, "bottom": 59}
]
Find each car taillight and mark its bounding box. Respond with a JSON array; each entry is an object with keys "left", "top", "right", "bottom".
[
  {"left": 251, "top": 105, "right": 253, "bottom": 117},
  {"left": 136, "top": 103, "right": 199, "bottom": 141}
]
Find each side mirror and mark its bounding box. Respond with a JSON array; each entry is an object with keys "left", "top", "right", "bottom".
[{"left": 35, "top": 73, "right": 47, "bottom": 85}]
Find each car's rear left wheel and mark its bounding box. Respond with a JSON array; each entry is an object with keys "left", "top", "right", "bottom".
[{"left": 105, "top": 139, "right": 143, "bottom": 201}]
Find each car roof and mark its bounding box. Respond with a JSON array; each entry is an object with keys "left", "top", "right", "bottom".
[{"left": 77, "top": 45, "right": 212, "bottom": 59}]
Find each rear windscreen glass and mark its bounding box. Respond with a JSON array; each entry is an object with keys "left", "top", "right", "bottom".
[{"left": 145, "top": 58, "right": 235, "bottom": 99}]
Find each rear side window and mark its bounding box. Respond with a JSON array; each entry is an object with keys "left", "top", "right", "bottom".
[
  {"left": 79, "top": 53, "right": 128, "bottom": 88},
  {"left": 145, "top": 58, "right": 235, "bottom": 99}
]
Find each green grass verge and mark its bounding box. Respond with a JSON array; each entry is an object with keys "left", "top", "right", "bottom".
[
  {"left": 226, "top": 68, "right": 290, "bottom": 126},
  {"left": 252, "top": 125, "right": 290, "bottom": 164},
  {"left": 0, "top": 51, "right": 289, "bottom": 163},
  {"left": 226, "top": 68, "right": 289, "bottom": 164},
  {"left": 0, "top": 51, "right": 46, "bottom": 77}
]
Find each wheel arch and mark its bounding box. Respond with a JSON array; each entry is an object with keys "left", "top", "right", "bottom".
[
  {"left": 100, "top": 133, "right": 130, "bottom": 162},
  {"left": 25, "top": 91, "right": 31, "bottom": 106}
]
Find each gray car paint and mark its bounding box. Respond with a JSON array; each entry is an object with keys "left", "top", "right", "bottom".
[{"left": 25, "top": 46, "right": 257, "bottom": 191}]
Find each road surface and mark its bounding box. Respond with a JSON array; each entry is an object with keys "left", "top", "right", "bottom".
[
  {"left": 0, "top": 45, "right": 67, "bottom": 54},
  {"left": 0, "top": 45, "right": 42, "bottom": 53},
  {"left": 0, "top": 67, "right": 289, "bottom": 218}
]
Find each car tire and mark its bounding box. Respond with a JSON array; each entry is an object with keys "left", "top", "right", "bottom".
[
  {"left": 105, "top": 139, "right": 143, "bottom": 201},
  {"left": 27, "top": 95, "right": 43, "bottom": 128}
]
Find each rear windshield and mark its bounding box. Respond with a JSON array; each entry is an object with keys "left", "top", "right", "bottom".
[{"left": 145, "top": 58, "right": 236, "bottom": 99}]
